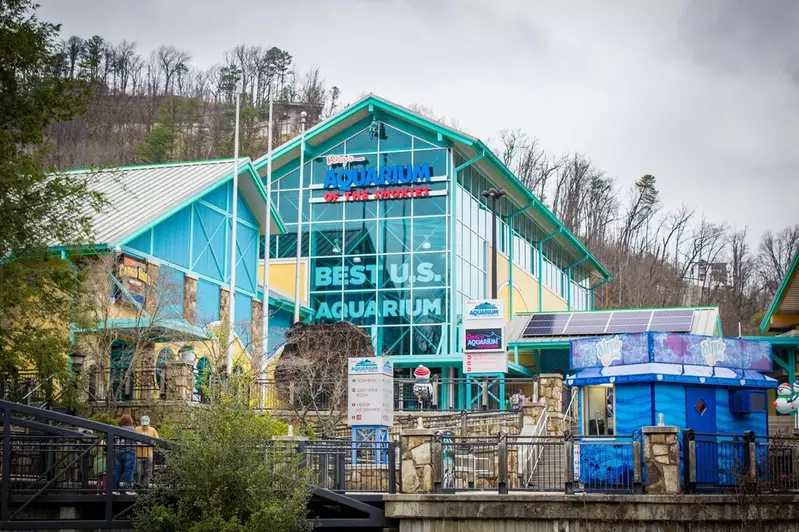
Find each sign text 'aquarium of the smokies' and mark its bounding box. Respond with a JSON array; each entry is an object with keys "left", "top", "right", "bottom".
[{"left": 311, "top": 155, "right": 445, "bottom": 203}]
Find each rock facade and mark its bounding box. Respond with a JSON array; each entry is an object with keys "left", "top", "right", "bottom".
[{"left": 643, "top": 426, "right": 680, "bottom": 494}]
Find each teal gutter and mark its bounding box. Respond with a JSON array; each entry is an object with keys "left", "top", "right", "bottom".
[
  {"left": 451, "top": 151, "right": 486, "bottom": 356},
  {"left": 565, "top": 255, "right": 591, "bottom": 311},
  {"left": 740, "top": 335, "right": 799, "bottom": 346},
  {"left": 508, "top": 340, "right": 571, "bottom": 350},
  {"left": 538, "top": 229, "right": 563, "bottom": 311},
  {"left": 760, "top": 250, "right": 799, "bottom": 332},
  {"left": 505, "top": 202, "right": 536, "bottom": 317}
]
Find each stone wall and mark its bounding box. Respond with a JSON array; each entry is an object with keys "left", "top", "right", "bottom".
[
  {"left": 400, "top": 428, "right": 433, "bottom": 493},
  {"left": 385, "top": 493, "right": 799, "bottom": 531},
  {"left": 183, "top": 274, "right": 197, "bottom": 323},
  {"left": 644, "top": 426, "right": 679, "bottom": 494}
]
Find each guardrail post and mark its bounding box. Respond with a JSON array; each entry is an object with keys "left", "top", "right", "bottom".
[
  {"left": 336, "top": 447, "right": 346, "bottom": 491},
  {"left": 105, "top": 430, "right": 114, "bottom": 521},
  {"left": 481, "top": 377, "right": 488, "bottom": 410},
  {"left": 497, "top": 434, "right": 508, "bottom": 494},
  {"left": 2, "top": 407, "right": 11, "bottom": 522},
  {"left": 633, "top": 440, "right": 643, "bottom": 494},
  {"left": 388, "top": 441, "right": 397, "bottom": 494},
  {"left": 432, "top": 435, "right": 443, "bottom": 493},
  {"left": 683, "top": 428, "right": 695, "bottom": 494},
  {"left": 744, "top": 430, "right": 756, "bottom": 483},
  {"left": 296, "top": 440, "right": 307, "bottom": 473},
  {"left": 564, "top": 435, "right": 575, "bottom": 494},
  {"left": 460, "top": 411, "right": 467, "bottom": 437}
]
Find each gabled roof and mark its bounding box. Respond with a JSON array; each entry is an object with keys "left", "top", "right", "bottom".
[
  {"left": 56, "top": 158, "right": 285, "bottom": 249},
  {"left": 252, "top": 94, "right": 609, "bottom": 284},
  {"left": 761, "top": 249, "right": 799, "bottom": 333}
]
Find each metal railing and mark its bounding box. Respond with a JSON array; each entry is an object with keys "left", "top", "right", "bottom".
[
  {"left": 432, "top": 432, "right": 642, "bottom": 494},
  {"left": 571, "top": 433, "right": 641, "bottom": 493},
  {"left": 685, "top": 430, "right": 799, "bottom": 493},
  {"left": 1, "top": 372, "right": 55, "bottom": 408},
  {"left": 395, "top": 378, "right": 539, "bottom": 411}
]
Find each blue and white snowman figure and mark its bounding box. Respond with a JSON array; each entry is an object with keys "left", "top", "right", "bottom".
[{"left": 773, "top": 382, "right": 799, "bottom": 415}]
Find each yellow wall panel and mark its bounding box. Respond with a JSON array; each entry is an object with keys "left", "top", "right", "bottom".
[
  {"left": 258, "top": 259, "right": 308, "bottom": 304},
  {"left": 488, "top": 246, "right": 568, "bottom": 318}
]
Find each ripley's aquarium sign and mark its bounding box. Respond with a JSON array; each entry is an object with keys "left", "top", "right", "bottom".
[
  {"left": 464, "top": 328, "right": 504, "bottom": 351},
  {"left": 314, "top": 261, "right": 444, "bottom": 321},
  {"left": 321, "top": 154, "right": 435, "bottom": 203}
]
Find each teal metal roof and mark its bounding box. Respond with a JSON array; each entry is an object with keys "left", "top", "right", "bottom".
[
  {"left": 760, "top": 249, "right": 799, "bottom": 332},
  {"left": 55, "top": 158, "right": 286, "bottom": 249},
  {"left": 252, "top": 94, "right": 609, "bottom": 284}
]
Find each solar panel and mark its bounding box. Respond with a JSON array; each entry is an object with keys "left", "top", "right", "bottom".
[
  {"left": 522, "top": 313, "right": 571, "bottom": 337},
  {"left": 521, "top": 309, "right": 697, "bottom": 338},
  {"left": 605, "top": 310, "right": 654, "bottom": 334},
  {"left": 562, "top": 312, "right": 612, "bottom": 335},
  {"left": 648, "top": 309, "right": 694, "bottom": 333}
]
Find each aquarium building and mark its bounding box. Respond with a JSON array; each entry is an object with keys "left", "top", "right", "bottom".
[{"left": 254, "top": 95, "right": 610, "bottom": 378}]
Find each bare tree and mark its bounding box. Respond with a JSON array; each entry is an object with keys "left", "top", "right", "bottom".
[
  {"left": 274, "top": 322, "right": 374, "bottom": 436},
  {"left": 758, "top": 224, "right": 799, "bottom": 295}
]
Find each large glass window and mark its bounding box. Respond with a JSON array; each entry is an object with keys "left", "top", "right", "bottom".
[{"left": 274, "top": 121, "right": 452, "bottom": 356}]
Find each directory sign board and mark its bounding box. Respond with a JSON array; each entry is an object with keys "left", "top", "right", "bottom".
[
  {"left": 347, "top": 357, "right": 394, "bottom": 427},
  {"left": 463, "top": 299, "right": 507, "bottom": 374}
]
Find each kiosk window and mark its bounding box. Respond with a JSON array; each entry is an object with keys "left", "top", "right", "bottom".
[{"left": 584, "top": 385, "right": 614, "bottom": 436}]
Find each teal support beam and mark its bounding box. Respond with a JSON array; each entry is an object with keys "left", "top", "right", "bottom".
[
  {"left": 537, "top": 229, "right": 563, "bottom": 312},
  {"left": 505, "top": 202, "right": 536, "bottom": 317},
  {"left": 774, "top": 350, "right": 797, "bottom": 390},
  {"left": 565, "top": 255, "right": 590, "bottom": 311},
  {"left": 451, "top": 151, "right": 485, "bottom": 358},
  {"left": 514, "top": 345, "right": 519, "bottom": 365},
  {"left": 499, "top": 375, "right": 506, "bottom": 411}
]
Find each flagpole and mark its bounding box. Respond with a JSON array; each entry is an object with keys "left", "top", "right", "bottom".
[
  {"left": 293, "top": 111, "right": 307, "bottom": 323},
  {"left": 226, "top": 79, "right": 241, "bottom": 375},
  {"left": 261, "top": 100, "right": 274, "bottom": 391}
]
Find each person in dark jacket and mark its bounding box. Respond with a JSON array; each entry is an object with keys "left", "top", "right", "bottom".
[{"left": 113, "top": 414, "right": 137, "bottom": 495}]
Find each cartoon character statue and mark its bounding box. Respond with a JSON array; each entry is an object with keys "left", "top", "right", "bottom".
[
  {"left": 773, "top": 382, "right": 799, "bottom": 415},
  {"left": 412, "top": 365, "right": 433, "bottom": 408}
]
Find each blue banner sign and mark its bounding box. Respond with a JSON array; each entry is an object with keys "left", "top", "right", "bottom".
[{"left": 464, "top": 328, "right": 504, "bottom": 351}]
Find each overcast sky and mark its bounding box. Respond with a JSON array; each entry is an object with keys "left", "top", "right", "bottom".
[{"left": 39, "top": 0, "right": 798, "bottom": 243}]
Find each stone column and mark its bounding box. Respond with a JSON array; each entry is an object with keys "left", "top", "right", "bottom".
[
  {"left": 400, "top": 428, "right": 434, "bottom": 493},
  {"left": 144, "top": 259, "right": 160, "bottom": 315},
  {"left": 219, "top": 286, "right": 230, "bottom": 324},
  {"left": 164, "top": 361, "right": 193, "bottom": 401},
  {"left": 251, "top": 298, "right": 264, "bottom": 362},
  {"left": 538, "top": 373, "right": 565, "bottom": 414},
  {"left": 138, "top": 344, "right": 156, "bottom": 400},
  {"left": 183, "top": 274, "right": 197, "bottom": 324},
  {"left": 643, "top": 426, "right": 680, "bottom": 494}
]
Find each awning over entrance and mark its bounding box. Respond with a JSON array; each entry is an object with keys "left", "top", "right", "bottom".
[
  {"left": 82, "top": 317, "right": 211, "bottom": 343},
  {"left": 567, "top": 363, "right": 777, "bottom": 388}
]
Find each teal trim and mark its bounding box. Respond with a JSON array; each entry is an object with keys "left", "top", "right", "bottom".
[
  {"left": 589, "top": 276, "right": 612, "bottom": 309},
  {"left": 508, "top": 340, "right": 571, "bottom": 350},
  {"left": 772, "top": 350, "right": 796, "bottom": 394},
  {"left": 565, "top": 256, "right": 590, "bottom": 311},
  {"left": 760, "top": 250, "right": 799, "bottom": 332},
  {"left": 108, "top": 272, "right": 145, "bottom": 314},
  {"left": 254, "top": 288, "right": 313, "bottom": 317},
  {"left": 508, "top": 362, "right": 533, "bottom": 377},
  {"left": 740, "top": 335, "right": 799, "bottom": 346}
]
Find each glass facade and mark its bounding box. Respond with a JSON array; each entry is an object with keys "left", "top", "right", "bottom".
[
  {"left": 269, "top": 120, "right": 595, "bottom": 361},
  {"left": 271, "top": 123, "right": 452, "bottom": 356}
]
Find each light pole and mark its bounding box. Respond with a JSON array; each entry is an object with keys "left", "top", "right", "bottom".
[
  {"left": 293, "top": 111, "right": 308, "bottom": 324},
  {"left": 481, "top": 188, "right": 506, "bottom": 299},
  {"left": 225, "top": 66, "right": 242, "bottom": 375}
]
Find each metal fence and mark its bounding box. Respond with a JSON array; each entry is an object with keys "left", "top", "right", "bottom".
[
  {"left": 685, "top": 430, "right": 799, "bottom": 493},
  {"left": 395, "top": 378, "right": 539, "bottom": 411},
  {"left": 432, "top": 432, "right": 641, "bottom": 494},
  {"left": 572, "top": 433, "right": 641, "bottom": 493}
]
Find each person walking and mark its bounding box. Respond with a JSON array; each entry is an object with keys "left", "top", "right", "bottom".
[
  {"left": 135, "top": 415, "right": 159, "bottom": 488},
  {"left": 113, "top": 414, "right": 137, "bottom": 495}
]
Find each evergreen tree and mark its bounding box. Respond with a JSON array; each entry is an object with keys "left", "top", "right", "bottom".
[{"left": 0, "top": 0, "right": 105, "bottom": 376}]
